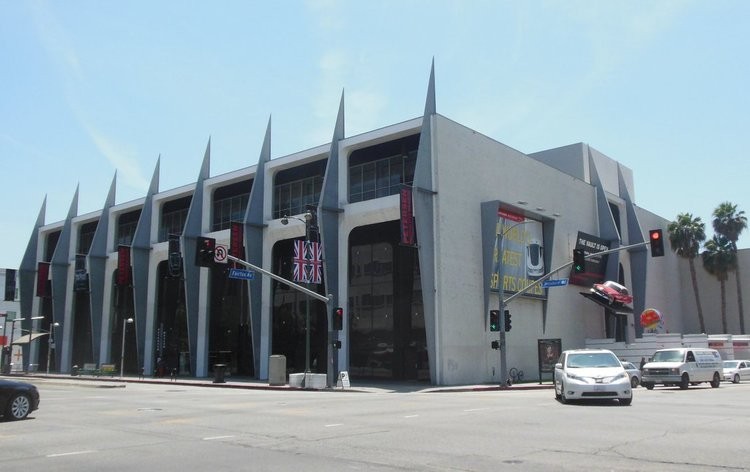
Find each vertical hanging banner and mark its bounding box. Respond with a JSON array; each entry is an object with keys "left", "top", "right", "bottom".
[
  {"left": 400, "top": 187, "right": 416, "bottom": 246},
  {"left": 167, "top": 234, "right": 182, "bottom": 277},
  {"left": 117, "top": 245, "right": 131, "bottom": 286},
  {"left": 36, "top": 262, "right": 50, "bottom": 297},
  {"left": 230, "top": 221, "right": 244, "bottom": 260},
  {"left": 73, "top": 254, "right": 89, "bottom": 292},
  {"left": 4, "top": 269, "right": 16, "bottom": 301}
]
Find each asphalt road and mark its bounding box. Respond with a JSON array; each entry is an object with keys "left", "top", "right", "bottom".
[{"left": 2, "top": 378, "right": 749, "bottom": 471}]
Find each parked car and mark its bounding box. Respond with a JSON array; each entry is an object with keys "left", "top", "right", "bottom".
[
  {"left": 0, "top": 379, "right": 40, "bottom": 421},
  {"left": 590, "top": 281, "right": 633, "bottom": 306},
  {"left": 722, "top": 360, "right": 750, "bottom": 383},
  {"left": 553, "top": 349, "right": 632, "bottom": 405},
  {"left": 621, "top": 361, "right": 641, "bottom": 388}
]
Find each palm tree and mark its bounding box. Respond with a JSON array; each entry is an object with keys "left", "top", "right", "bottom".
[
  {"left": 702, "top": 235, "right": 737, "bottom": 333},
  {"left": 668, "top": 213, "right": 707, "bottom": 332},
  {"left": 712, "top": 202, "right": 748, "bottom": 333}
]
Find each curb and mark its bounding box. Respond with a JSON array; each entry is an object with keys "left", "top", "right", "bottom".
[{"left": 5, "top": 373, "right": 554, "bottom": 394}]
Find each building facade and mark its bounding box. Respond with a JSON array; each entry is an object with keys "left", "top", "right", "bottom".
[{"left": 12, "top": 66, "right": 746, "bottom": 386}]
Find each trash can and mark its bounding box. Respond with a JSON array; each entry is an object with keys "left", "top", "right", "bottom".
[
  {"left": 213, "top": 364, "right": 226, "bottom": 383},
  {"left": 268, "top": 355, "right": 287, "bottom": 386}
]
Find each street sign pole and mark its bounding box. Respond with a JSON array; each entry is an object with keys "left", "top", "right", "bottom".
[{"left": 226, "top": 255, "right": 332, "bottom": 388}]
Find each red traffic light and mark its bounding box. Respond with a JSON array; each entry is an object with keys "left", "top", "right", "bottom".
[
  {"left": 333, "top": 307, "right": 344, "bottom": 330},
  {"left": 648, "top": 229, "right": 664, "bottom": 257},
  {"left": 195, "top": 236, "right": 217, "bottom": 267}
]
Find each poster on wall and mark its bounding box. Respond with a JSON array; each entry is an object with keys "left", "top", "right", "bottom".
[
  {"left": 538, "top": 338, "right": 562, "bottom": 380},
  {"left": 489, "top": 208, "right": 546, "bottom": 299},
  {"left": 569, "top": 231, "right": 610, "bottom": 287}
]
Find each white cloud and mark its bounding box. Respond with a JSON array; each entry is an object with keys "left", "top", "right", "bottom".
[
  {"left": 29, "top": 0, "right": 84, "bottom": 82},
  {"left": 84, "top": 125, "right": 149, "bottom": 192}
]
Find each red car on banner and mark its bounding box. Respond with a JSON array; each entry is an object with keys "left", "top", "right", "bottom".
[{"left": 590, "top": 280, "right": 633, "bottom": 307}]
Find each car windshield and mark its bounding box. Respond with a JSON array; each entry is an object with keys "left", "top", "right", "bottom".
[
  {"left": 652, "top": 350, "right": 684, "bottom": 362},
  {"left": 567, "top": 353, "right": 620, "bottom": 368},
  {"left": 723, "top": 361, "right": 739, "bottom": 368}
]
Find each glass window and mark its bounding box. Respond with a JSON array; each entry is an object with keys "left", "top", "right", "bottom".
[
  {"left": 212, "top": 193, "right": 249, "bottom": 232},
  {"left": 272, "top": 175, "right": 323, "bottom": 219}
]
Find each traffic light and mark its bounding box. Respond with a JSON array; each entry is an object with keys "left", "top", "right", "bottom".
[
  {"left": 573, "top": 249, "right": 586, "bottom": 274},
  {"left": 649, "top": 229, "right": 665, "bottom": 257},
  {"left": 333, "top": 307, "right": 344, "bottom": 331},
  {"left": 504, "top": 309, "right": 512, "bottom": 332},
  {"left": 195, "top": 236, "right": 216, "bottom": 267},
  {"left": 489, "top": 310, "right": 500, "bottom": 332},
  {"left": 333, "top": 340, "right": 342, "bottom": 349}
]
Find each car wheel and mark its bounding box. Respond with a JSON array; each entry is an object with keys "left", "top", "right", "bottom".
[
  {"left": 560, "top": 382, "right": 569, "bottom": 404},
  {"left": 6, "top": 393, "right": 32, "bottom": 421},
  {"left": 643, "top": 382, "right": 654, "bottom": 390},
  {"left": 631, "top": 376, "right": 639, "bottom": 388},
  {"left": 710, "top": 372, "right": 721, "bottom": 388},
  {"left": 619, "top": 397, "right": 632, "bottom": 406},
  {"left": 733, "top": 373, "right": 740, "bottom": 384},
  {"left": 680, "top": 373, "right": 690, "bottom": 389},
  {"left": 553, "top": 375, "right": 561, "bottom": 400}
]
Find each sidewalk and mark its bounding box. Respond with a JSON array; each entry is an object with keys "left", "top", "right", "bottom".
[{"left": 4, "top": 372, "right": 553, "bottom": 394}]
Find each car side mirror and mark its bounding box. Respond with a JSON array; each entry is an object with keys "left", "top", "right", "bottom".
[{"left": 554, "top": 363, "right": 562, "bottom": 369}]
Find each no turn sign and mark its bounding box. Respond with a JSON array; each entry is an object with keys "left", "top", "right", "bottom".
[{"left": 214, "top": 244, "right": 228, "bottom": 264}]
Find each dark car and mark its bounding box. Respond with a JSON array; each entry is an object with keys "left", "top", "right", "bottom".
[{"left": 0, "top": 379, "right": 40, "bottom": 421}]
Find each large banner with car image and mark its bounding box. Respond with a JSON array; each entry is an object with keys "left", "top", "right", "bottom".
[{"left": 489, "top": 208, "right": 546, "bottom": 299}]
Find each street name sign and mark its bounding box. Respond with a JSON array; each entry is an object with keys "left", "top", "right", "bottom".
[
  {"left": 542, "top": 278, "right": 568, "bottom": 288},
  {"left": 228, "top": 268, "right": 255, "bottom": 280}
]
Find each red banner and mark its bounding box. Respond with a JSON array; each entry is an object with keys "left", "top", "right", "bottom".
[
  {"left": 36, "top": 262, "right": 50, "bottom": 297},
  {"left": 400, "top": 188, "right": 415, "bottom": 246},
  {"left": 230, "top": 222, "right": 244, "bottom": 259},
  {"left": 117, "top": 245, "right": 131, "bottom": 286}
]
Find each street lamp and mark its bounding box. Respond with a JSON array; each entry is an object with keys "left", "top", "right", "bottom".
[
  {"left": 46, "top": 322, "right": 61, "bottom": 375},
  {"left": 280, "top": 208, "right": 314, "bottom": 386},
  {"left": 120, "top": 318, "right": 134, "bottom": 378}
]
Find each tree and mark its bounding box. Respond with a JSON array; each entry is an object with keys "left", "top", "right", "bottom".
[
  {"left": 668, "top": 213, "right": 706, "bottom": 333},
  {"left": 702, "top": 236, "right": 737, "bottom": 333},
  {"left": 712, "top": 202, "right": 747, "bottom": 333}
]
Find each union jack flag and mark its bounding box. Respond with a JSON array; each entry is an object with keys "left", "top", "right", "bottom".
[{"left": 293, "top": 240, "right": 323, "bottom": 284}]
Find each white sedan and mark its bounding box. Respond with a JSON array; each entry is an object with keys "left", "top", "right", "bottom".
[
  {"left": 723, "top": 360, "right": 750, "bottom": 383},
  {"left": 554, "top": 349, "right": 632, "bottom": 405}
]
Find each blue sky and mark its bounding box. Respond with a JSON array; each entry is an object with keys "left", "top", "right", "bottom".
[{"left": 2, "top": 0, "right": 748, "bottom": 269}]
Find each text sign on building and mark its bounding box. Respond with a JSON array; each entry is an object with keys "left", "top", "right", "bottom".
[{"left": 228, "top": 268, "right": 255, "bottom": 280}]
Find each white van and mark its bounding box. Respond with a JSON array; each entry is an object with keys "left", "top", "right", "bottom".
[{"left": 641, "top": 348, "right": 722, "bottom": 390}]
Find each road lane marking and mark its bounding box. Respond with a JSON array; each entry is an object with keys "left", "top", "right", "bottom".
[
  {"left": 463, "top": 408, "right": 487, "bottom": 412},
  {"left": 404, "top": 415, "right": 419, "bottom": 418},
  {"left": 324, "top": 423, "right": 343, "bottom": 427},
  {"left": 47, "top": 450, "right": 94, "bottom": 458},
  {"left": 203, "top": 435, "right": 235, "bottom": 440}
]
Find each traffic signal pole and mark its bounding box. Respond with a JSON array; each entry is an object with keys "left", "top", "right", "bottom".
[
  {"left": 226, "top": 254, "right": 335, "bottom": 388},
  {"left": 503, "top": 239, "right": 652, "bottom": 306}
]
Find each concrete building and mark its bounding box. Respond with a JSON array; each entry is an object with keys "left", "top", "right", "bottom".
[{"left": 12, "top": 65, "right": 748, "bottom": 386}]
